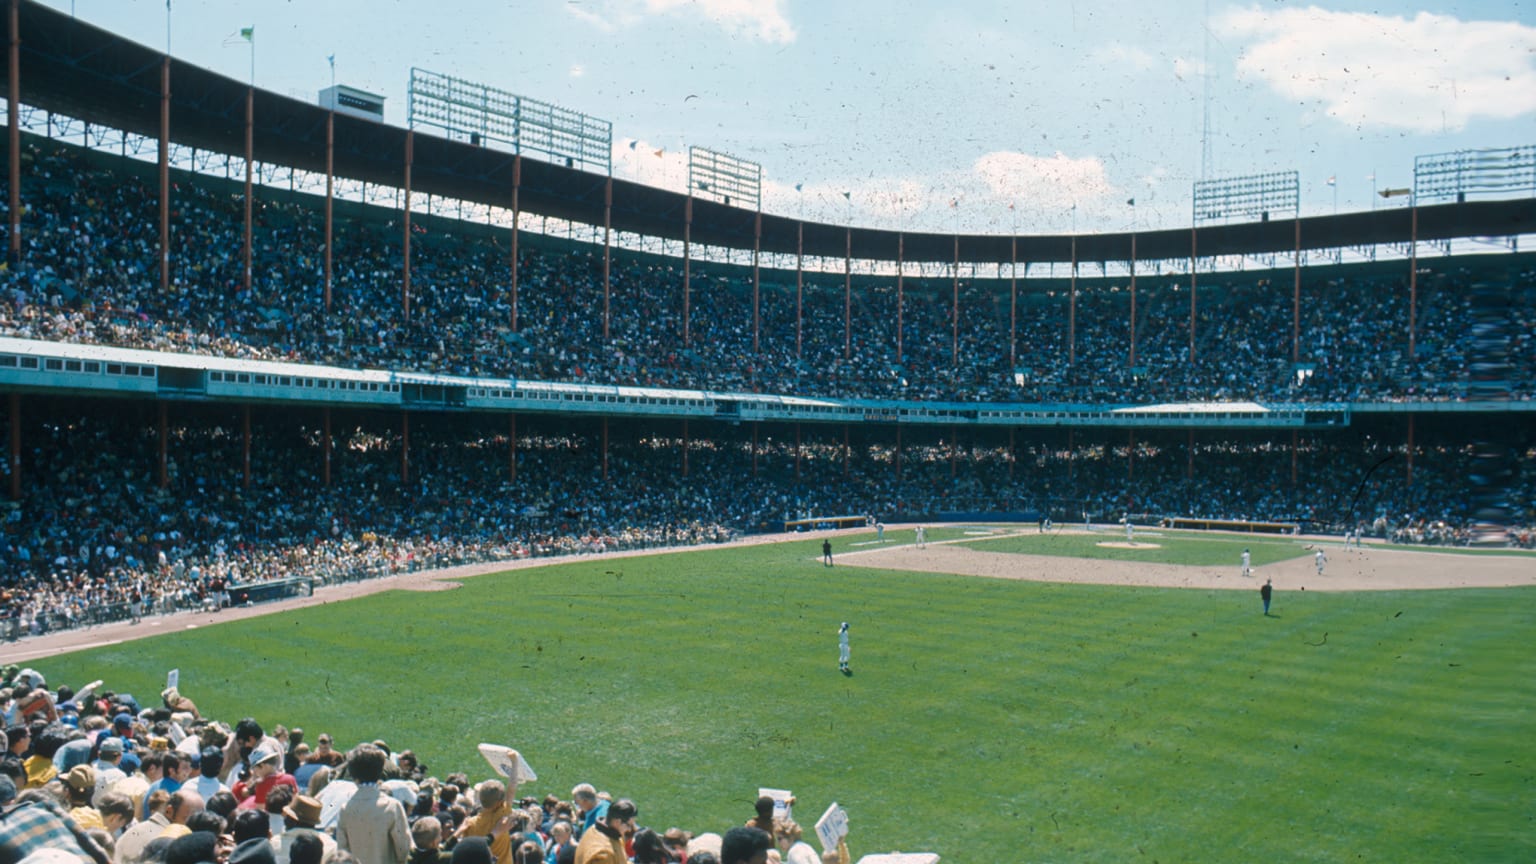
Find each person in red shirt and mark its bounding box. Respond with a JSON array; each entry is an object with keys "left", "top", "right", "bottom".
[{"left": 232, "top": 746, "right": 297, "bottom": 810}]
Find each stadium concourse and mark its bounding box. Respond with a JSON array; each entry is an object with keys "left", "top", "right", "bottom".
[
  {"left": 0, "top": 661, "right": 825, "bottom": 864},
  {"left": 1, "top": 135, "right": 1533, "bottom": 404}
]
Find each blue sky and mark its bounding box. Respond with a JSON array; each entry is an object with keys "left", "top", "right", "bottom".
[{"left": 36, "top": 0, "right": 1536, "bottom": 237}]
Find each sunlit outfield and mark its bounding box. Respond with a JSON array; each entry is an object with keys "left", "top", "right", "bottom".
[{"left": 38, "top": 528, "right": 1536, "bottom": 863}]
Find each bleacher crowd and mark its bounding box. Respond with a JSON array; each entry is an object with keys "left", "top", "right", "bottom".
[
  {"left": 2, "top": 136, "right": 1533, "bottom": 404},
  {"left": 0, "top": 665, "right": 829, "bottom": 864},
  {"left": 0, "top": 133, "right": 1530, "bottom": 640},
  {"left": 2, "top": 393, "right": 1531, "bottom": 640}
]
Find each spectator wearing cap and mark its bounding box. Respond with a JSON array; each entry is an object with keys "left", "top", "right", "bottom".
[
  {"left": 224, "top": 719, "right": 283, "bottom": 787},
  {"left": 111, "top": 713, "right": 136, "bottom": 742},
  {"left": 233, "top": 746, "right": 297, "bottom": 811},
  {"left": 107, "top": 749, "right": 150, "bottom": 818},
  {"left": 572, "top": 798, "right": 635, "bottom": 864},
  {"left": 142, "top": 750, "right": 193, "bottom": 819},
  {"left": 62, "top": 764, "right": 104, "bottom": 829},
  {"left": 273, "top": 794, "right": 336, "bottom": 864},
  {"left": 89, "top": 735, "right": 126, "bottom": 803},
  {"left": 190, "top": 745, "right": 229, "bottom": 803},
  {"left": 337, "top": 744, "right": 410, "bottom": 864}
]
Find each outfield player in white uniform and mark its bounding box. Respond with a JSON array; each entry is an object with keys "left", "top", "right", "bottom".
[
  {"left": 1241, "top": 549, "right": 1251, "bottom": 578},
  {"left": 838, "top": 622, "right": 850, "bottom": 673},
  {"left": 914, "top": 525, "right": 926, "bottom": 548}
]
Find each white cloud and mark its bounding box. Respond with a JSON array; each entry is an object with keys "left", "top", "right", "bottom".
[
  {"left": 569, "top": 64, "right": 586, "bottom": 78},
  {"left": 972, "top": 151, "right": 1115, "bottom": 210},
  {"left": 614, "top": 140, "right": 1129, "bottom": 234},
  {"left": 750, "top": 151, "right": 1128, "bottom": 235},
  {"left": 1219, "top": 5, "right": 1536, "bottom": 133},
  {"left": 568, "top": 0, "right": 795, "bottom": 44},
  {"left": 612, "top": 139, "right": 692, "bottom": 194}
]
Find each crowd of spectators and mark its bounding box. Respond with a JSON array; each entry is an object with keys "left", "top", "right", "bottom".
[
  {"left": 2, "top": 134, "right": 1533, "bottom": 403},
  {"left": 2, "top": 395, "right": 1530, "bottom": 639},
  {"left": 0, "top": 666, "right": 828, "bottom": 864},
  {"left": 0, "top": 133, "right": 1529, "bottom": 640}
]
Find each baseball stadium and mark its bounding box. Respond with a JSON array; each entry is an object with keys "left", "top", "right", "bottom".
[{"left": 1, "top": 2, "right": 1534, "bottom": 863}]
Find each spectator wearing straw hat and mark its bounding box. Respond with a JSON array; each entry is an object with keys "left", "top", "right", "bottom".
[{"left": 273, "top": 794, "right": 335, "bottom": 864}]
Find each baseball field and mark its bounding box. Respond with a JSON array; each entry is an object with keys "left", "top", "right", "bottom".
[{"left": 17, "top": 526, "right": 1536, "bottom": 863}]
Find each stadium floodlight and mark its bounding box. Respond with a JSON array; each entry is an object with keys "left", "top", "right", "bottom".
[
  {"left": 406, "top": 67, "right": 612, "bottom": 174},
  {"left": 688, "top": 146, "right": 762, "bottom": 210},
  {"left": 1414, "top": 145, "right": 1536, "bottom": 204},
  {"left": 1192, "top": 170, "right": 1299, "bottom": 226}
]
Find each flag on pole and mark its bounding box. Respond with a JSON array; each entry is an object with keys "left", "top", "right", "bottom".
[
  {"left": 794, "top": 182, "right": 803, "bottom": 192},
  {"left": 841, "top": 190, "right": 851, "bottom": 200},
  {"left": 653, "top": 148, "right": 664, "bottom": 158},
  {"left": 1326, "top": 176, "right": 1336, "bottom": 186},
  {"left": 327, "top": 53, "right": 335, "bottom": 68},
  {"left": 628, "top": 140, "right": 638, "bottom": 151},
  {"left": 1126, "top": 198, "right": 1136, "bottom": 206},
  {"left": 240, "top": 26, "right": 254, "bottom": 41}
]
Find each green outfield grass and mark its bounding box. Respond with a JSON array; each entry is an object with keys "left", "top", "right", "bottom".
[{"left": 37, "top": 532, "right": 1536, "bottom": 862}]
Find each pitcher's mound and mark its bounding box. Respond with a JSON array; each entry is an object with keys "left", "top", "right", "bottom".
[{"left": 1097, "top": 541, "right": 1161, "bottom": 550}]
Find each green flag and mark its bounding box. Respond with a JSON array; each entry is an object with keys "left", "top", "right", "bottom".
[{"left": 240, "top": 26, "right": 254, "bottom": 41}]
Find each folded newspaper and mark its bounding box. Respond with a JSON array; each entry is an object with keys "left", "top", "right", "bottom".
[{"left": 476, "top": 743, "right": 537, "bottom": 784}]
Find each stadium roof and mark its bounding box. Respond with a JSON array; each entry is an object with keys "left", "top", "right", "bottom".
[{"left": 4, "top": 0, "right": 1535, "bottom": 266}]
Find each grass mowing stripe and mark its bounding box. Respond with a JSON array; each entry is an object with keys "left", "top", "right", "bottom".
[{"left": 33, "top": 541, "right": 1535, "bottom": 863}]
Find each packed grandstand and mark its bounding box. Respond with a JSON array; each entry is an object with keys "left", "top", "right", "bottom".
[{"left": 1, "top": 1, "right": 1534, "bottom": 640}]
